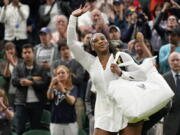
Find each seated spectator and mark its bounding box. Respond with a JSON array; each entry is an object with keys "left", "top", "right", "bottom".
[
  {"left": 0, "top": 88, "right": 14, "bottom": 135},
  {"left": 34, "top": 27, "right": 59, "bottom": 74},
  {"left": 51, "top": 15, "right": 68, "bottom": 44},
  {"left": 159, "top": 27, "right": 180, "bottom": 73},
  {"left": 0, "top": 0, "right": 29, "bottom": 57},
  {"left": 0, "top": 42, "right": 21, "bottom": 106},
  {"left": 12, "top": 44, "right": 48, "bottom": 135},
  {"left": 47, "top": 65, "right": 78, "bottom": 135}
]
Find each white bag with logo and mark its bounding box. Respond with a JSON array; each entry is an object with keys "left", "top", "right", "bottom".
[{"left": 108, "top": 53, "right": 174, "bottom": 123}]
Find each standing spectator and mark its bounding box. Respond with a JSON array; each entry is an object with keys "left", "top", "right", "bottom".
[
  {"left": 159, "top": 27, "right": 180, "bottom": 73},
  {"left": 0, "top": 0, "right": 29, "bottom": 57},
  {"left": 47, "top": 65, "right": 78, "bottom": 135},
  {"left": 154, "top": 2, "right": 179, "bottom": 45},
  {"left": 12, "top": 44, "right": 48, "bottom": 135},
  {"left": 0, "top": 88, "right": 14, "bottom": 135},
  {"left": 90, "top": 9, "right": 109, "bottom": 38},
  {"left": 51, "top": 40, "right": 85, "bottom": 128},
  {"left": 51, "top": 15, "right": 68, "bottom": 44},
  {"left": 0, "top": 42, "right": 21, "bottom": 106},
  {"left": 34, "top": 27, "right": 59, "bottom": 74},
  {"left": 51, "top": 40, "right": 84, "bottom": 91},
  {"left": 21, "top": 0, "right": 41, "bottom": 45},
  {"left": 39, "top": 0, "right": 63, "bottom": 32},
  {"left": 163, "top": 52, "right": 180, "bottom": 135},
  {"left": 78, "top": 0, "right": 109, "bottom": 33},
  {"left": 148, "top": 4, "right": 164, "bottom": 56}
]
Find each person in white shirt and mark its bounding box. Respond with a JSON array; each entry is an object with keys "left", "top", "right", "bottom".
[
  {"left": 78, "top": 0, "right": 109, "bottom": 33},
  {"left": 51, "top": 15, "right": 68, "bottom": 44},
  {"left": 0, "top": 0, "right": 29, "bottom": 57},
  {"left": 67, "top": 4, "right": 144, "bottom": 135}
]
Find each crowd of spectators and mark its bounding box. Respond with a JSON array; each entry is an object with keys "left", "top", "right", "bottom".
[{"left": 0, "top": 0, "right": 179, "bottom": 135}]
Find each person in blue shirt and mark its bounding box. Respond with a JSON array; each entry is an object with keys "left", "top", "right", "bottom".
[
  {"left": 47, "top": 65, "right": 78, "bottom": 135},
  {"left": 159, "top": 26, "right": 180, "bottom": 73}
]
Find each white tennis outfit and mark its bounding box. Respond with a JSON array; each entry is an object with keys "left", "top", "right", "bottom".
[{"left": 67, "top": 15, "right": 143, "bottom": 132}]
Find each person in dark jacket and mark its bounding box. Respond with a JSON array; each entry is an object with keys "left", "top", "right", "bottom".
[
  {"left": 153, "top": 2, "right": 179, "bottom": 45},
  {"left": 12, "top": 44, "right": 48, "bottom": 135},
  {"left": 163, "top": 52, "right": 180, "bottom": 135}
]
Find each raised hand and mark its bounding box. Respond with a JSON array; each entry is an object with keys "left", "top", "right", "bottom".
[
  {"left": 162, "top": 2, "right": 170, "bottom": 12},
  {"left": 136, "top": 32, "right": 144, "bottom": 42},
  {"left": 71, "top": 3, "right": 90, "bottom": 17},
  {"left": 170, "top": 0, "right": 180, "bottom": 9}
]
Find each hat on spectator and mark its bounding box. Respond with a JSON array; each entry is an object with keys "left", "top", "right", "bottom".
[
  {"left": 39, "top": 27, "right": 51, "bottom": 34},
  {"left": 113, "top": 0, "right": 124, "bottom": 4},
  {"left": 109, "top": 25, "right": 121, "bottom": 33}
]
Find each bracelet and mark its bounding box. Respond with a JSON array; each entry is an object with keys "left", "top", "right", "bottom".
[{"left": 2, "top": 107, "right": 8, "bottom": 112}]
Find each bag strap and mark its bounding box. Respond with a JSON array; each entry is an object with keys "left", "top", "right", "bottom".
[{"left": 46, "top": 0, "right": 57, "bottom": 15}]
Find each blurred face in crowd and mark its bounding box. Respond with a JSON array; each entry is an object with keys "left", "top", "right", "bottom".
[
  {"left": 22, "top": 48, "right": 34, "bottom": 63},
  {"left": 91, "top": 9, "right": 102, "bottom": 24},
  {"left": 131, "top": 12, "right": 138, "bottom": 22},
  {"left": 55, "top": 66, "right": 70, "bottom": 82},
  {"left": 91, "top": 33, "right": 109, "bottom": 54},
  {"left": 167, "top": 15, "right": 178, "bottom": 30},
  {"left": 154, "top": 5, "right": 162, "bottom": 17},
  {"left": 5, "top": 43, "right": 16, "bottom": 57},
  {"left": 39, "top": 33, "right": 52, "bottom": 46},
  {"left": 83, "top": 33, "right": 93, "bottom": 45},
  {"left": 168, "top": 33, "right": 180, "bottom": 45},
  {"left": 60, "top": 45, "right": 71, "bottom": 60},
  {"left": 56, "top": 15, "right": 68, "bottom": 32},
  {"left": 168, "top": 52, "right": 180, "bottom": 72},
  {"left": 134, "top": 41, "right": 143, "bottom": 55},
  {"left": 109, "top": 28, "right": 121, "bottom": 40},
  {"left": 113, "top": 2, "right": 124, "bottom": 13}
]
